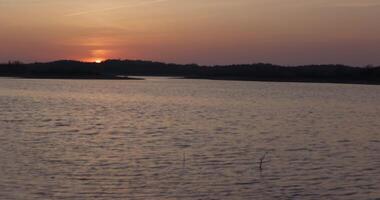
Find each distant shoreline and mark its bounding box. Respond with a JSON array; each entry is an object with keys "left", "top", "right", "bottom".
[
  {"left": 183, "top": 76, "right": 380, "bottom": 85},
  {"left": 1, "top": 59, "right": 379, "bottom": 85},
  {"left": 2, "top": 75, "right": 380, "bottom": 86},
  {"left": 0, "top": 75, "right": 144, "bottom": 80}
]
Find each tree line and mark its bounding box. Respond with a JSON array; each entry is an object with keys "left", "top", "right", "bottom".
[{"left": 0, "top": 59, "right": 379, "bottom": 84}]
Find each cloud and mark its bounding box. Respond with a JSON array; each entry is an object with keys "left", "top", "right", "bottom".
[
  {"left": 64, "top": 0, "right": 169, "bottom": 17},
  {"left": 327, "top": 0, "right": 380, "bottom": 8},
  {"left": 335, "top": 3, "right": 380, "bottom": 8}
]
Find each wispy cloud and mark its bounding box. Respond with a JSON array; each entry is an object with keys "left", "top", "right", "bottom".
[
  {"left": 64, "top": 0, "right": 169, "bottom": 17},
  {"left": 336, "top": 3, "right": 380, "bottom": 8},
  {"left": 328, "top": 1, "right": 380, "bottom": 8}
]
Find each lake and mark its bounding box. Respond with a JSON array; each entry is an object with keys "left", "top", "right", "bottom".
[{"left": 0, "top": 77, "right": 379, "bottom": 200}]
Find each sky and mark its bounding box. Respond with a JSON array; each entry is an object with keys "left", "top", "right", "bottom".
[{"left": 0, "top": 0, "right": 379, "bottom": 66}]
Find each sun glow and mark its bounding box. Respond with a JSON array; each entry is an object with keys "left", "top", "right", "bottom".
[{"left": 81, "top": 57, "right": 105, "bottom": 63}]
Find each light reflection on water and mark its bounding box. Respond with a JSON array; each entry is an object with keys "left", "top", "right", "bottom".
[{"left": 0, "top": 77, "right": 380, "bottom": 199}]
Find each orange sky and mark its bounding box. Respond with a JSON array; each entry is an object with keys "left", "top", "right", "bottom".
[{"left": 0, "top": 0, "right": 380, "bottom": 66}]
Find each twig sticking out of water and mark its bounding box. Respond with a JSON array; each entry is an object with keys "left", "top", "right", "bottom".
[
  {"left": 259, "top": 152, "right": 268, "bottom": 171},
  {"left": 182, "top": 152, "right": 186, "bottom": 168}
]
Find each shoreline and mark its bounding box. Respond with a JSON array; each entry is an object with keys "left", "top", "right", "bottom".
[
  {"left": 0, "top": 75, "right": 144, "bottom": 80},
  {"left": 181, "top": 76, "right": 380, "bottom": 86},
  {"left": 1, "top": 60, "right": 379, "bottom": 85},
  {"left": 2, "top": 74, "right": 380, "bottom": 86}
]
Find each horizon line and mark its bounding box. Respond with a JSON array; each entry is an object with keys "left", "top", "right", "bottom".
[{"left": 1, "top": 59, "right": 379, "bottom": 68}]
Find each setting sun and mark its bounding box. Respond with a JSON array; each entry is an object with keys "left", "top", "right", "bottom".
[{"left": 95, "top": 59, "right": 102, "bottom": 63}]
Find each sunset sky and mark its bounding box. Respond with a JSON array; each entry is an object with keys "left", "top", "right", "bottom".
[{"left": 0, "top": 0, "right": 379, "bottom": 66}]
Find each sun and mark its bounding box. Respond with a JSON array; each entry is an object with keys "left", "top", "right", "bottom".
[{"left": 95, "top": 59, "right": 102, "bottom": 63}]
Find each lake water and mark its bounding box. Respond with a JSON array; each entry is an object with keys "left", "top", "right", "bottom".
[{"left": 0, "top": 77, "right": 380, "bottom": 200}]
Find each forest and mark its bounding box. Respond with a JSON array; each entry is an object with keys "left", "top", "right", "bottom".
[{"left": 1, "top": 60, "right": 380, "bottom": 84}]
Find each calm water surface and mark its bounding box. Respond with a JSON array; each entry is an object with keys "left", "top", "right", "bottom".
[{"left": 0, "top": 77, "right": 380, "bottom": 200}]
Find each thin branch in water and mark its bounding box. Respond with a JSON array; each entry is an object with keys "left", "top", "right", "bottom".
[
  {"left": 182, "top": 151, "right": 186, "bottom": 168},
  {"left": 259, "top": 152, "right": 268, "bottom": 171}
]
